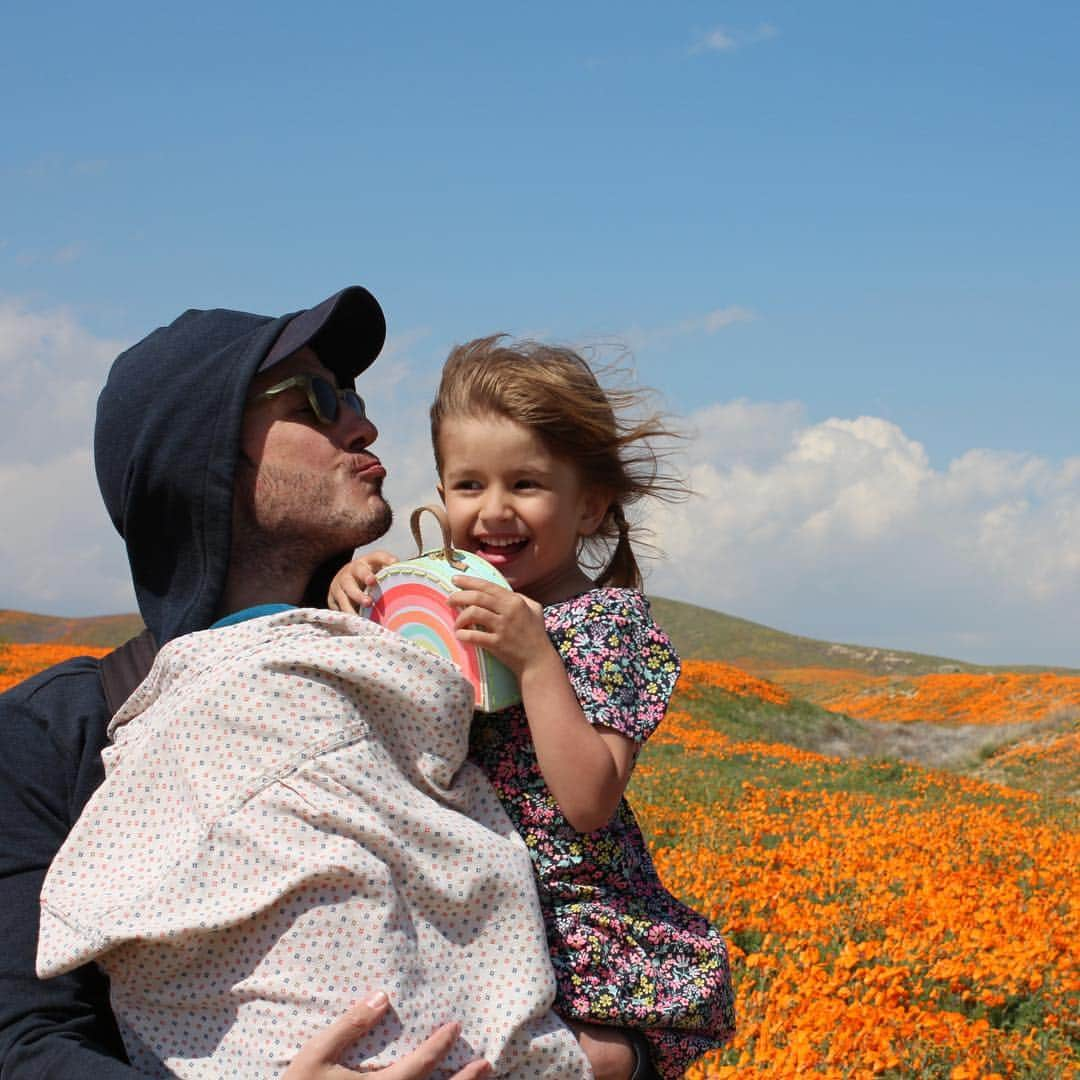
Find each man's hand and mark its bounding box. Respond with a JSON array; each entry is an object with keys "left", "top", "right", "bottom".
[
  {"left": 282, "top": 992, "right": 492, "bottom": 1080},
  {"left": 328, "top": 551, "right": 399, "bottom": 613}
]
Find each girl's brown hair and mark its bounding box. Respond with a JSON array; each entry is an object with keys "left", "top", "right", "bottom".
[{"left": 430, "top": 335, "right": 686, "bottom": 590}]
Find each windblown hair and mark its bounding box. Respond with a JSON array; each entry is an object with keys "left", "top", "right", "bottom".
[{"left": 430, "top": 335, "right": 686, "bottom": 590}]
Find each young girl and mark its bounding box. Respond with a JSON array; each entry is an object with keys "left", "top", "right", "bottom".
[{"left": 331, "top": 336, "right": 736, "bottom": 1079}]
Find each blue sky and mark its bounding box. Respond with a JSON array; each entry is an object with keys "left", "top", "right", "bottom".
[{"left": 2, "top": 2, "right": 1078, "bottom": 665}]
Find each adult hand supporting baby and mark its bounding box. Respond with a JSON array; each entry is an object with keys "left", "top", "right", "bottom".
[{"left": 282, "top": 993, "right": 492, "bottom": 1080}]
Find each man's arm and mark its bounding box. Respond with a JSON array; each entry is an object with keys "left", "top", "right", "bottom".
[{"left": 0, "top": 661, "right": 148, "bottom": 1078}]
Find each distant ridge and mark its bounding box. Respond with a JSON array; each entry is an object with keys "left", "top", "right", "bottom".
[
  {"left": 2, "top": 601, "right": 1073, "bottom": 674},
  {"left": 0, "top": 609, "right": 144, "bottom": 648},
  {"left": 647, "top": 597, "right": 1076, "bottom": 676}
]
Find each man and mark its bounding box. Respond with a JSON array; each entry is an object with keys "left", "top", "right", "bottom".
[
  {"left": 0, "top": 287, "right": 493, "bottom": 1079},
  {"left": 0, "top": 287, "right": 641, "bottom": 1080}
]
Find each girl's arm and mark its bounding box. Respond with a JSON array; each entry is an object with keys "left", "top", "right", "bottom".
[
  {"left": 449, "top": 577, "right": 637, "bottom": 833},
  {"left": 327, "top": 550, "right": 399, "bottom": 613}
]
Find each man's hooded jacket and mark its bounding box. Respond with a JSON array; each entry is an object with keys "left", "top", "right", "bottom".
[{"left": 0, "top": 291, "right": 384, "bottom": 1077}]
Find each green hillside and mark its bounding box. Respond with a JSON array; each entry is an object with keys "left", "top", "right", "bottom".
[
  {"left": 3, "top": 602, "right": 1074, "bottom": 794},
  {"left": 3, "top": 597, "right": 1074, "bottom": 675},
  {"left": 647, "top": 596, "right": 1077, "bottom": 675},
  {"left": 0, "top": 609, "right": 144, "bottom": 648}
]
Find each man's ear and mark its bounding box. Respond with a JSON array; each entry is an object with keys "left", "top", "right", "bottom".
[{"left": 578, "top": 489, "right": 610, "bottom": 538}]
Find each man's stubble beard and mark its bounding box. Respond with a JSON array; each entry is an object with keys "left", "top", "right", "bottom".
[{"left": 232, "top": 462, "right": 394, "bottom": 588}]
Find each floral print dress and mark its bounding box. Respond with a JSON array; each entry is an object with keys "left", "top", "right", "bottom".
[{"left": 469, "top": 589, "right": 736, "bottom": 1078}]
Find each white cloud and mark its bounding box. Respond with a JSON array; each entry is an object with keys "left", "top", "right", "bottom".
[
  {"left": 687, "top": 306, "right": 756, "bottom": 335},
  {"left": 694, "top": 27, "right": 737, "bottom": 53},
  {"left": 645, "top": 405, "right": 1080, "bottom": 666},
  {"left": 0, "top": 300, "right": 133, "bottom": 614},
  {"left": 685, "top": 399, "right": 805, "bottom": 469},
  {"left": 2, "top": 298, "right": 1077, "bottom": 664},
  {"left": 621, "top": 305, "right": 756, "bottom": 351},
  {"left": 0, "top": 299, "right": 126, "bottom": 462},
  {"left": 0, "top": 449, "right": 133, "bottom": 615},
  {"left": 15, "top": 244, "right": 85, "bottom": 267},
  {"left": 690, "top": 23, "right": 778, "bottom": 55}
]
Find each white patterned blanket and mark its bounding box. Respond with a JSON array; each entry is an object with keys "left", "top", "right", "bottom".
[{"left": 38, "top": 608, "right": 587, "bottom": 1079}]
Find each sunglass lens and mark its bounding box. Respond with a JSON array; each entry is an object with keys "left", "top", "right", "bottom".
[
  {"left": 311, "top": 377, "right": 340, "bottom": 424},
  {"left": 343, "top": 391, "right": 366, "bottom": 420}
]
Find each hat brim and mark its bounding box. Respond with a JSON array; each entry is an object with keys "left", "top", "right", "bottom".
[{"left": 260, "top": 286, "right": 386, "bottom": 386}]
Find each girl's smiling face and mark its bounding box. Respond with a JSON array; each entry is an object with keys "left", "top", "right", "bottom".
[{"left": 437, "top": 413, "right": 609, "bottom": 606}]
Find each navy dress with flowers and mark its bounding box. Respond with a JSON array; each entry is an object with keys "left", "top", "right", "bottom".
[{"left": 469, "top": 589, "right": 736, "bottom": 1078}]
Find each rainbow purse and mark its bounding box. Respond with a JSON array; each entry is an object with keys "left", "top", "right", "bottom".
[{"left": 366, "top": 505, "right": 521, "bottom": 712}]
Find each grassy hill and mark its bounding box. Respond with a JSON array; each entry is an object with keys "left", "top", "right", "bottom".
[
  {"left": 0, "top": 609, "right": 144, "bottom": 648},
  {"left": 647, "top": 596, "right": 1078, "bottom": 675},
  {"left": 3, "top": 598, "right": 1076, "bottom": 674}
]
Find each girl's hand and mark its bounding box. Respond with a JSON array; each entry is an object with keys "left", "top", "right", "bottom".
[
  {"left": 447, "top": 576, "right": 552, "bottom": 677},
  {"left": 451, "top": 575, "right": 637, "bottom": 833},
  {"left": 282, "top": 992, "right": 492, "bottom": 1080},
  {"left": 328, "top": 551, "right": 398, "bottom": 613}
]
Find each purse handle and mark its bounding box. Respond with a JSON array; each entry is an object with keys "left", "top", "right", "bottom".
[{"left": 409, "top": 505, "right": 467, "bottom": 570}]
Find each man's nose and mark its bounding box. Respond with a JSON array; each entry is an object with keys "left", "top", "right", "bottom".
[{"left": 338, "top": 406, "right": 378, "bottom": 451}]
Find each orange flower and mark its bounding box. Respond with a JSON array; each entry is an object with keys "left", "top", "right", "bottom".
[
  {"left": 759, "top": 667, "right": 1080, "bottom": 726},
  {"left": 0, "top": 643, "right": 111, "bottom": 693},
  {"left": 678, "top": 661, "right": 791, "bottom": 706},
  {"left": 631, "top": 673, "right": 1080, "bottom": 1077},
  {"left": 7, "top": 642, "right": 1079, "bottom": 1076}
]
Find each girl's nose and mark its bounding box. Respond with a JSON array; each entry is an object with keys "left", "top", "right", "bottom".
[{"left": 479, "top": 488, "right": 512, "bottom": 521}]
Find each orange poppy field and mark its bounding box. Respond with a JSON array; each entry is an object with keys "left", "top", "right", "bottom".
[
  {"left": 0, "top": 642, "right": 110, "bottom": 693},
  {"left": 758, "top": 665, "right": 1080, "bottom": 727},
  {"left": 2, "top": 645, "right": 1077, "bottom": 1077},
  {"left": 632, "top": 662, "right": 1079, "bottom": 1078}
]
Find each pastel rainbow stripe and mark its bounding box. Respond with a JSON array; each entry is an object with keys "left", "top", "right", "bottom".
[
  {"left": 368, "top": 554, "right": 521, "bottom": 712},
  {"left": 369, "top": 578, "right": 482, "bottom": 691}
]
